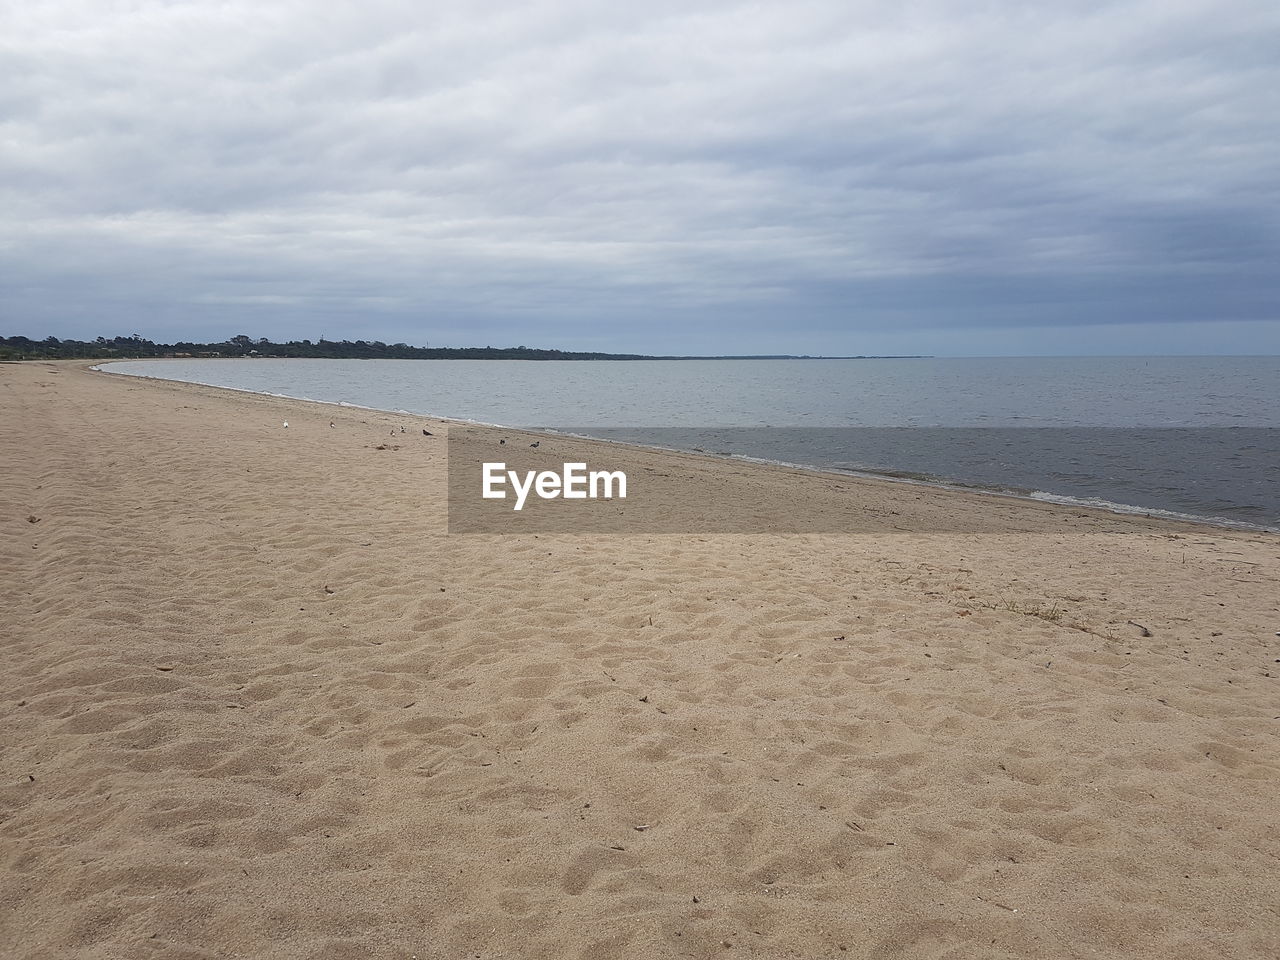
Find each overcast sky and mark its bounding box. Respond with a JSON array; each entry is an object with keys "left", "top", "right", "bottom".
[{"left": 3, "top": 0, "right": 1278, "bottom": 355}]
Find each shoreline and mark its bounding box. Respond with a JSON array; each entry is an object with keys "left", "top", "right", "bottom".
[
  {"left": 92, "top": 359, "right": 1277, "bottom": 535},
  {"left": 5, "top": 360, "right": 1279, "bottom": 959}
]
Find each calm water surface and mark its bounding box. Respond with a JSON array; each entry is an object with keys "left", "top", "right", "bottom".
[{"left": 103, "top": 357, "right": 1280, "bottom": 527}]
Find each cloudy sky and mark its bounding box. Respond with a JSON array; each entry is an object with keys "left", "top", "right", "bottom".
[{"left": 3, "top": 0, "right": 1277, "bottom": 355}]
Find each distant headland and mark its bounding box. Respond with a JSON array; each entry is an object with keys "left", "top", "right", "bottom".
[{"left": 0, "top": 333, "right": 927, "bottom": 361}]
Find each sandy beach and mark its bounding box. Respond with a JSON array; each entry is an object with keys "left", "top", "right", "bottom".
[{"left": 3, "top": 360, "right": 1278, "bottom": 959}]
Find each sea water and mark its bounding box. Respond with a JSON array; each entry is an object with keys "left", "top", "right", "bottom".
[{"left": 102, "top": 356, "right": 1280, "bottom": 528}]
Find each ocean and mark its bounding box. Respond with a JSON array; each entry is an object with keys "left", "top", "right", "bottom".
[{"left": 101, "top": 356, "right": 1280, "bottom": 529}]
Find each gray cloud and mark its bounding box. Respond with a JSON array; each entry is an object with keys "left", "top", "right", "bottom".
[{"left": 2, "top": 0, "right": 1278, "bottom": 354}]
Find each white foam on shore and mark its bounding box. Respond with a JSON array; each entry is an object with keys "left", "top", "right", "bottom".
[{"left": 1025, "top": 491, "right": 1275, "bottom": 532}]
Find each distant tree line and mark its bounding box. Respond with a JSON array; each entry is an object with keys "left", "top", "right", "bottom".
[
  {"left": 0, "top": 333, "right": 659, "bottom": 361},
  {"left": 2, "top": 332, "right": 921, "bottom": 362}
]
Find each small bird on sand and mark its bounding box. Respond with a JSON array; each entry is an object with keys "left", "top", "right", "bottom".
[
  {"left": 329, "top": 421, "right": 335, "bottom": 428},
  {"left": 530, "top": 441, "right": 540, "bottom": 448},
  {"left": 499, "top": 439, "right": 506, "bottom": 445},
  {"left": 422, "top": 429, "right": 433, "bottom": 436},
  {"left": 400, "top": 426, "right": 405, "bottom": 433},
  {"left": 283, "top": 421, "right": 289, "bottom": 428}
]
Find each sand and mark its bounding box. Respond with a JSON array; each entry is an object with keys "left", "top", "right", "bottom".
[{"left": 2, "top": 360, "right": 1278, "bottom": 960}]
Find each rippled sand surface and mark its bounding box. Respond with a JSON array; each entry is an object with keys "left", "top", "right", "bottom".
[{"left": 3, "top": 361, "right": 1278, "bottom": 959}]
